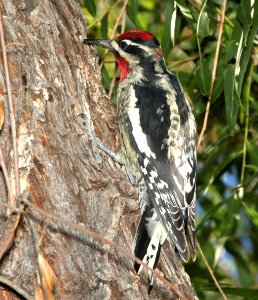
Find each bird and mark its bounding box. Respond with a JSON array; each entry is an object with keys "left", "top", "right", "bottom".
[{"left": 84, "top": 30, "right": 197, "bottom": 291}]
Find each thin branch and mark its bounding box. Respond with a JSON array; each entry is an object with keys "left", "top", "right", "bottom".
[
  {"left": 121, "top": 7, "right": 126, "bottom": 34},
  {"left": 197, "top": 240, "right": 228, "bottom": 300},
  {"left": 107, "top": 7, "right": 127, "bottom": 99},
  {"left": 168, "top": 55, "right": 199, "bottom": 68},
  {"left": 87, "top": 0, "right": 121, "bottom": 29},
  {"left": 23, "top": 214, "right": 48, "bottom": 300},
  {"left": 0, "top": 213, "right": 21, "bottom": 261},
  {"left": 0, "top": 14, "right": 20, "bottom": 199},
  {"left": 0, "top": 201, "right": 21, "bottom": 213},
  {"left": 100, "top": 0, "right": 129, "bottom": 69},
  {"left": 0, "top": 276, "right": 31, "bottom": 300},
  {"left": 108, "top": 70, "right": 118, "bottom": 99},
  {"left": 0, "top": 144, "right": 13, "bottom": 205},
  {"left": 110, "top": 0, "right": 128, "bottom": 40},
  {"left": 197, "top": 0, "right": 228, "bottom": 148},
  {"left": 0, "top": 202, "right": 20, "bottom": 261},
  {"left": 20, "top": 198, "right": 188, "bottom": 300},
  {"left": 108, "top": 6, "right": 126, "bottom": 99},
  {"left": 240, "top": 63, "right": 253, "bottom": 185},
  {"left": 195, "top": 1, "right": 228, "bottom": 299}
]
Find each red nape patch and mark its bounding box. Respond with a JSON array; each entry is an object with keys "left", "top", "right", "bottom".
[
  {"left": 154, "top": 47, "right": 163, "bottom": 58},
  {"left": 116, "top": 56, "right": 131, "bottom": 82},
  {"left": 117, "top": 30, "right": 156, "bottom": 41}
]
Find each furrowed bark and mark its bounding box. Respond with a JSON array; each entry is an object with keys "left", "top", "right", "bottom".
[{"left": 0, "top": 1, "right": 197, "bottom": 299}]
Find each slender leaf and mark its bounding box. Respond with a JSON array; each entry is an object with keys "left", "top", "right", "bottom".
[
  {"left": 238, "top": 22, "right": 258, "bottom": 93},
  {"left": 101, "top": 13, "right": 108, "bottom": 38},
  {"left": 224, "top": 64, "right": 239, "bottom": 135},
  {"left": 161, "top": 0, "right": 174, "bottom": 58},
  {"left": 196, "top": 201, "right": 225, "bottom": 232},
  {"left": 83, "top": 0, "right": 96, "bottom": 17},
  {"left": 247, "top": 141, "right": 258, "bottom": 166},
  {"left": 197, "top": 4, "right": 210, "bottom": 43},
  {"left": 211, "top": 66, "right": 224, "bottom": 102},
  {"left": 244, "top": 204, "right": 258, "bottom": 227},
  {"left": 237, "top": 0, "right": 251, "bottom": 26},
  {"left": 127, "top": 0, "right": 139, "bottom": 26},
  {"left": 196, "top": 58, "right": 211, "bottom": 96},
  {"left": 175, "top": 0, "right": 195, "bottom": 30},
  {"left": 205, "top": 286, "right": 258, "bottom": 298}
]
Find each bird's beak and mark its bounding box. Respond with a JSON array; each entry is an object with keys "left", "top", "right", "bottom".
[{"left": 83, "top": 39, "right": 115, "bottom": 52}]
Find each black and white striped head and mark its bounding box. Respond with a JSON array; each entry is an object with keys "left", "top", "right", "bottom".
[{"left": 84, "top": 30, "right": 164, "bottom": 82}]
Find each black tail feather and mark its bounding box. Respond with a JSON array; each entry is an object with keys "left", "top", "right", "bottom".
[{"left": 133, "top": 209, "right": 150, "bottom": 272}]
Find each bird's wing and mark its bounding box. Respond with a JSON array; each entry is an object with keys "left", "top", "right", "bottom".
[{"left": 126, "top": 82, "right": 196, "bottom": 261}]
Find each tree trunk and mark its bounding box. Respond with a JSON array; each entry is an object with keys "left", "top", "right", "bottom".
[{"left": 0, "top": 0, "right": 197, "bottom": 299}]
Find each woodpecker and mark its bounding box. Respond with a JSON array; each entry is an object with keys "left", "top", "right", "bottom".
[{"left": 84, "top": 30, "right": 197, "bottom": 290}]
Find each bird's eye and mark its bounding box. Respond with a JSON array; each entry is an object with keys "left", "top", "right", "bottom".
[{"left": 120, "top": 41, "right": 128, "bottom": 50}]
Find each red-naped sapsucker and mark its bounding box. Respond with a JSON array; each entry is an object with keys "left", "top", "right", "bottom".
[{"left": 84, "top": 30, "right": 197, "bottom": 291}]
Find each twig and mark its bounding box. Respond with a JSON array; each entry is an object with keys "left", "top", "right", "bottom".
[
  {"left": 168, "top": 55, "right": 199, "bottom": 68},
  {"left": 197, "top": 0, "right": 228, "bottom": 148},
  {"left": 195, "top": 2, "right": 228, "bottom": 299},
  {"left": 87, "top": 0, "right": 121, "bottom": 29},
  {"left": 23, "top": 214, "right": 47, "bottom": 300},
  {"left": 0, "top": 144, "right": 13, "bottom": 205},
  {"left": 0, "top": 201, "right": 21, "bottom": 213},
  {"left": 121, "top": 7, "right": 126, "bottom": 34},
  {"left": 107, "top": 8, "right": 127, "bottom": 99},
  {"left": 0, "top": 213, "right": 21, "bottom": 261},
  {"left": 108, "top": 69, "right": 118, "bottom": 99},
  {"left": 197, "top": 240, "right": 228, "bottom": 300},
  {"left": 0, "top": 14, "right": 20, "bottom": 200},
  {"left": 110, "top": 0, "right": 128, "bottom": 40},
  {"left": 0, "top": 276, "right": 31, "bottom": 300},
  {"left": 20, "top": 198, "right": 187, "bottom": 299},
  {"left": 100, "top": 0, "right": 129, "bottom": 69},
  {"left": 0, "top": 192, "right": 26, "bottom": 261}
]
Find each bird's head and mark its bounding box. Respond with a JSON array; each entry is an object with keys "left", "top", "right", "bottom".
[{"left": 84, "top": 30, "right": 164, "bottom": 82}]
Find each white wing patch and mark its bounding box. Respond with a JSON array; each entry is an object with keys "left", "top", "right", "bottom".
[{"left": 127, "top": 86, "right": 156, "bottom": 159}]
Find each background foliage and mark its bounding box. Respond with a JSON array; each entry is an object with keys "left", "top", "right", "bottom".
[{"left": 82, "top": 0, "right": 258, "bottom": 299}]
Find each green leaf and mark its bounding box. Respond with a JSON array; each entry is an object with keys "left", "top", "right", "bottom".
[
  {"left": 127, "top": 0, "right": 139, "bottom": 26},
  {"left": 196, "top": 201, "right": 225, "bottom": 232},
  {"left": 161, "top": 0, "right": 174, "bottom": 58},
  {"left": 224, "top": 64, "right": 239, "bottom": 136},
  {"left": 244, "top": 204, "right": 258, "bottom": 227},
  {"left": 175, "top": 0, "right": 195, "bottom": 30},
  {"left": 101, "top": 13, "right": 108, "bottom": 38},
  {"left": 237, "top": 0, "right": 251, "bottom": 26},
  {"left": 204, "top": 286, "right": 258, "bottom": 298},
  {"left": 197, "top": 5, "right": 210, "bottom": 43},
  {"left": 250, "top": 97, "right": 258, "bottom": 113},
  {"left": 221, "top": 196, "right": 240, "bottom": 237},
  {"left": 196, "top": 58, "right": 211, "bottom": 96},
  {"left": 83, "top": 0, "right": 96, "bottom": 17},
  {"left": 247, "top": 141, "right": 258, "bottom": 166},
  {"left": 211, "top": 65, "right": 224, "bottom": 102},
  {"left": 225, "top": 19, "right": 242, "bottom": 64},
  {"left": 238, "top": 22, "right": 258, "bottom": 93}
]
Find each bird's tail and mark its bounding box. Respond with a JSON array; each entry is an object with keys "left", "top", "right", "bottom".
[
  {"left": 186, "top": 205, "right": 196, "bottom": 261},
  {"left": 132, "top": 206, "right": 167, "bottom": 292}
]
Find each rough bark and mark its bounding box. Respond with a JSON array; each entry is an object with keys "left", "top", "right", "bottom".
[{"left": 0, "top": 0, "right": 197, "bottom": 299}]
